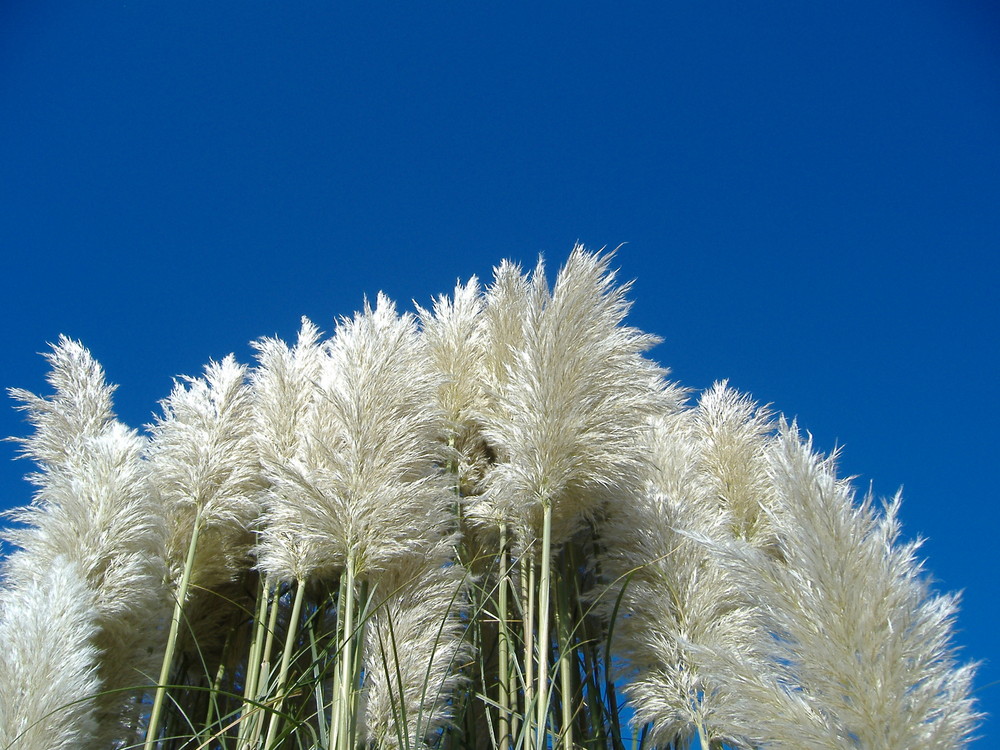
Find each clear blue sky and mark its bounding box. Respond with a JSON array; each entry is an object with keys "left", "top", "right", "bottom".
[{"left": 2, "top": 1, "right": 998, "bottom": 742}]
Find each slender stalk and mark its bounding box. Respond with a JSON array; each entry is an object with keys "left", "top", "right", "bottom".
[
  {"left": 247, "top": 582, "right": 285, "bottom": 749},
  {"left": 534, "top": 501, "right": 553, "bottom": 750},
  {"left": 497, "top": 526, "right": 512, "bottom": 750},
  {"left": 308, "top": 613, "right": 330, "bottom": 749},
  {"left": 555, "top": 562, "right": 574, "bottom": 750},
  {"left": 696, "top": 720, "right": 709, "bottom": 750},
  {"left": 263, "top": 579, "right": 307, "bottom": 750},
  {"left": 523, "top": 552, "right": 537, "bottom": 750},
  {"left": 237, "top": 577, "right": 273, "bottom": 749},
  {"left": 509, "top": 559, "right": 522, "bottom": 750},
  {"left": 581, "top": 617, "right": 607, "bottom": 750},
  {"left": 144, "top": 507, "right": 203, "bottom": 750},
  {"left": 335, "top": 558, "right": 358, "bottom": 750},
  {"left": 348, "top": 581, "right": 371, "bottom": 750},
  {"left": 603, "top": 577, "right": 628, "bottom": 750},
  {"left": 201, "top": 632, "right": 232, "bottom": 744},
  {"left": 329, "top": 574, "right": 346, "bottom": 749}
]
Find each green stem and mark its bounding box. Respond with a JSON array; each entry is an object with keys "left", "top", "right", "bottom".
[
  {"left": 556, "top": 561, "right": 574, "bottom": 750},
  {"left": 248, "top": 581, "right": 284, "bottom": 749},
  {"left": 237, "top": 577, "right": 273, "bottom": 749},
  {"left": 523, "top": 551, "right": 537, "bottom": 750},
  {"left": 309, "top": 614, "right": 329, "bottom": 749},
  {"left": 497, "top": 525, "right": 512, "bottom": 750},
  {"left": 696, "top": 718, "right": 710, "bottom": 750},
  {"left": 348, "top": 580, "right": 370, "bottom": 750},
  {"left": 263, "top": 579, "right": 307, "bottom": 750},
  {"left": 144, "top": 506, "right": 203, "bottom": 750},
  {"left": 535, "top": 501, "right": 553, "bottom": 750},
  {"left": 328, "top": 574, "right": 346, "bottom": 748},
  {"left": 201, "top": 629, "right": 232, "bottom": 743},
  {"left": 335, "top": 558, "right": 357, "bottom": 750}
]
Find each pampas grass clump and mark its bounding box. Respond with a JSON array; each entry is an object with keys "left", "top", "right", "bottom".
[{"left": 0, "top": 246, "right": 980, "bottom": 750}]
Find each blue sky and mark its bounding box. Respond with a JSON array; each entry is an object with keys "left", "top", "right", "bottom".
[{"left": 2, "top": 1, "right": 998, "bottom": 742}]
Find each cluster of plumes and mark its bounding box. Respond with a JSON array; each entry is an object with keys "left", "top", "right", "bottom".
[
  {"left": 2, "top": 340, "right": 167, "bottom": 749},
  {"left": 255, "top": 295, "right": 451, "bottom": 583},
  {"left": 0, "top": 245, "right": 981, "bottom": 749},
  {"left": 600, "top": 384, "right": 981, "bottom": 748}
]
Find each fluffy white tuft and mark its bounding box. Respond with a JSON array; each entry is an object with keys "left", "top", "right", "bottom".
[
  {"left": 4, "top": 339, "right": 168, "bottom": 747},
  {"left": 263, "top": 294, "right": 450, "bottom": 579},
  {"left": 0, "top": 556, "right": 101, "bottom": 750},
  {"left": 363, "top": 539, "right": 471, "bottom": 750},
  {"left": 252, "top": 318, "right": 327, "bottom": 584},
  {"left": 146, "top": 354, "right": 262, "bottom": 590},
  {"left": 480, "top": 246, "right": 671, "bottom": 548},
  {"left": 695, "top": 420, "right": 982, "bottom": 748},
  {"left": 599, "top": 407, "right": 768, "bottom": 748}
]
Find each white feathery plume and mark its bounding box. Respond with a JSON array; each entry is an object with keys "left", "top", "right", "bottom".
[
  {"left": 5, "top": 425, "right": 168, "bottom": 748},
  {"left": 8, "top": 335, "right": 115, "bottom": 470},
  {"left": 694, "top": 381, "right": 777, "bottom": 547},
  {"left": 146, "top": 354, "right": 262, "bottom": 590},
  {"left": 142, "top": 355, "right": 263, "bottom": 749},
  {"left": 251, "top": 318, "right": 327, "bottom": 584},
  {"left": 282, "top": 293, "right": 449, "bottom": 579},
  {"left": 765, "top": 422, "right": 979, "bottom": 748},
  {"left": 416, "top": 277, "right": 490, "bottom": 495},
  {"left": 702, "top": 420, "right": 981, "bottom": 748},
  {"left": 0, "top": 556, "right": 101, "bottom": 750},
  {"left": 476, "top": 246, "right": 672, "bottom": 750},
  {"left": 4, "top": 339, "right": 168, "bottom": 747},
  {"left": 252, "top": 317, "right": 325, "bottom": 466},
  {"left": 462, "top": 259, "right": 532, "bottom": 535},
  {"left": 480, "top": 259, "right": 532, "bottom": 396},
  {"left": 598, "top": 408, "right": 767, "bottom": 748},
  {"left": 480, "top": 245, "right": 668, "bottom": 547},
  {"left": 363, "top": 538, "right": 471, "bottom": 750}
]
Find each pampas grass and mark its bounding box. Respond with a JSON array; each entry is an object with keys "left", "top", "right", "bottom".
[
  {"left": 0, "top": 246, "right": 980, "bottom": 750},
  {"left": 0, "top": 555, "right": 101, "bottom": 750},
  {"left": 697, "top": 420, "right": 981, "bottom": 748},
  {"left": 4, "top": 338, "right": 167, "bottom": 748}
]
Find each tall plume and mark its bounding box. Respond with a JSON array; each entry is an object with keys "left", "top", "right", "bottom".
[
  {"left": 5, "top": 339, "right": 167, "bottom": 748},
  {"left": 480, "top": 245, "right": 671, "bottom": 548},
  {"left": 146, "top": 354, "right": 262, "bottom": 591},
  {"left": 274, "top": 293, "right": 449, "bottom": 580},
  {"left": 416, "top": 277, "right": 489, "bottom": 496},
  {"left": 701, "top": 421, "right": 981, "bottom": 747},
  {"left": 0, "top": 556, "right": 101, "bottom": 750},
  {"left": 598, "top": 404, "right": 768, "bottom": 748},
  {"left": 252, "top": 318, "right": 327, "bottom": 584}
]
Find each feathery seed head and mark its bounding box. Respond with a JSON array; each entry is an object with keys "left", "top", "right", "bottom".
[
  {"left": 697, "top": 419, "right": 982, "bottom": 747},
  {"left": 695, "top": 381, "right": 777, "bottom": 548},
  {"left": 251, "top": 318, "right": 327, "bottom": 583},
  {"left": 8, "top": 336, "right": 116, "bottom": 474},
  {"left": 251, "top": 317, "right": 325, "bottom": 466},
  {"left": 759, "top": 421, "right": 980, "bottom": 747},
  {"left": 4, "top": 422, "right": 166, "bottom": 619},
  {"left": 480, "top": 246, "right": 670, "bottom": 547},
  {"left": 0, "top": 556, "right": 101, "bottom": 750},
  {"left": 260, "top": 293, "right": 450, "bottom": 580},
  {"left": 3, "top": 340, "right": 170, "bottom": 747},
  {"left": 480, "top": 259, "right": 532, "bottom": 394},
  {"left": 417, "top": 278, "right": 493, "bottom": 494},
  {"left": 147, "top": 354, "right": 262, "bottom": 588},
  {"left": 598, "top": 408, "right": 764, "bottom": 748}
]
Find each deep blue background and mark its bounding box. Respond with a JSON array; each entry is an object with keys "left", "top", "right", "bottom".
[{"left": 2, "top": 2, "right": 997, "bottom": 742}]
